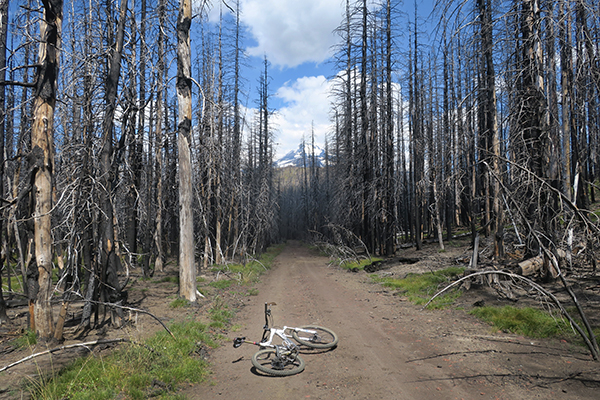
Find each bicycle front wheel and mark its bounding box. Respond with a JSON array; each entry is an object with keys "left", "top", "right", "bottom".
[
  {"left": 251, "top": 349, "right": 305, "bottom": 376},
  {"left": 292, "top": 325, "right": 339, "bottom": 349}
]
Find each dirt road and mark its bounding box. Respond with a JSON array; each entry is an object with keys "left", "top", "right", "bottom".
[{"left": 187, "top": 242, "right": 599, "bottom": 400}]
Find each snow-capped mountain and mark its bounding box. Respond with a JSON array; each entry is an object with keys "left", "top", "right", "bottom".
[{"left": 274, "top": 142, "right": 327, "bottom": 168}]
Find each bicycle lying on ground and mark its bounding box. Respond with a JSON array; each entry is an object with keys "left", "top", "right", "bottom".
[{"left": 233, "top": 302, "right": 339, "bottom": 376}]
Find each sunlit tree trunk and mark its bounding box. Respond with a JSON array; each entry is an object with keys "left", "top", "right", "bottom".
[
  {"left": 177, "top": 0, "right": 196, "bottom": 301},
  {"left": 30, "top": 0, "right": 63, "bottom": 340}
]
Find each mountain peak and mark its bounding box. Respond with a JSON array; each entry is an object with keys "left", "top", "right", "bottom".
[{"left": 275, "top": 142, "right": 326, "bottom": 168}]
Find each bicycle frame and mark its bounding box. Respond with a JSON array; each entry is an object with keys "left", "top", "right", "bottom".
[
  {"left": 233, "top": 302, "right": 319, "bottom": 350},
  {"left": 259, "top": 325, "right": 319, "bottom": 348},
  {"left": 233, "top": 302, "right": 338, "bottom": 376}
]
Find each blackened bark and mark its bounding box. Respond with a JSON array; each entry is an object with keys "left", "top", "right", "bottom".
[
  {"left": 96, "top": 0, "right": 128, "bottom": 328},
  {"left": 0, "top": 0, "right": 9, "bottom": 324}
]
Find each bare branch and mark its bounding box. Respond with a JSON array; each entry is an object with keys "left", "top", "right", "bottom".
[
  {"left": 0, "top": 339, "right": 129, "bottom": 373},
  {"left": 91, "top": 301, "right": 175, "bottom": 338}
]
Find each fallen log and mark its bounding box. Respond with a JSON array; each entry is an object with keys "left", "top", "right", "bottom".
[
  {"left": 517, "top": 255, "right": 543, "bottom": 276},
  {"left": 517, "top": 252, "right": 561, "bottom": 279}
]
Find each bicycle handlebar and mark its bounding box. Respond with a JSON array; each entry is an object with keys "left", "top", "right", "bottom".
[
  {"left": 233, "top": 302, "right": 278, "bottom": 349},
  {"left": 264, "top": 302, "right": 276, "bottom": 330}
]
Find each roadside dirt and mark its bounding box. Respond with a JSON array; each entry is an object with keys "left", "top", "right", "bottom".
[{"left": 1, "top": 239, "right": 599, "bottom": 399}]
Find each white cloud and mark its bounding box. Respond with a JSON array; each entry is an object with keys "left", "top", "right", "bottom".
[
  {"left": 240, "top": 0, "right": 342, "bottom": 68},
  {"left": 272, "top": 75, "right": 333, "bottom": 158}
]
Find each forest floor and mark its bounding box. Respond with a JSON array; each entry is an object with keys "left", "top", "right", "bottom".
[{"left": 1, "top": 239, "right": 600, "bottom": 399}]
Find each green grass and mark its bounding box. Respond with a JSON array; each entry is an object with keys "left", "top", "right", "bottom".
[
  {"left": 209, "top": 244, "right": 285, "bottom": 287},
  {"left": 156, "top": 276, "right": 179, "bottom": 284},
  {"left": 208, "top": 298, "right": 235, "bottom": 329},
  {"left": 15, "top": 330, "right": 38, "bottom": 348},
  {"left": 470, "top": 305, "right": 600, "bottom": 343},
  {"left": 30, "top": 320, "right": 215, "bottom": 400},
  {"left": 26, "top": 243, "right": 285, "bottom": 399},
  {"left": 208, "top": 279, "right": 234, "bottom": 290},
  {"left": 591, "top": 208, "right": 600, "bottom": 223},
  {"left": 258, "top": 243, "right": 285, "bottom": 265},
  {"left": 470, "top": 305, "right": 574, "bottom": 339},
  {"left": 371, "top": 266, "right": 465, "bottom": 309},
  {"left": 169, "top": 298, "right": 189, "bottom": 308},
  {"left": 1, "top": 274, "right": 25, "bottom": 292}
]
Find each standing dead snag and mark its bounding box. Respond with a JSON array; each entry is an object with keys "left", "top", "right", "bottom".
[
  {"left": 153, "top": 0, "right": 167, "bottom": 273},
  {"left": 0, "top": 0, "right": 9, "bottom": 324},
  {"left": 78, "top": 0, "right": 129, "bottom": 333},
  {"left": 100, "top": 0, "right": 128, "bottom": 328},
  {"left": 29, "top": 0, "right": 63, "bottom": 340},
  {"left": 177, "top": 0, "right": 196, "bottom": 302}
]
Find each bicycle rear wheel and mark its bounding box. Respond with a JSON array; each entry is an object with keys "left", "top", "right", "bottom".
[
  {"left": 292, "top": 326, "right": 339, "bottom": 349},
  {"left": 251, "top": 349, "right": 305, "bottom": 376}
]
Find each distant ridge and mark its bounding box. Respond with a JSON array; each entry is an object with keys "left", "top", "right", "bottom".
[{"left": 274, "top": 142, "right": 326, "bottom": 168}]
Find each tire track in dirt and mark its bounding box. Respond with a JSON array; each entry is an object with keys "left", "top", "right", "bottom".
[{"left": 186, "top": 241, "right": 599, "bottom": 400}]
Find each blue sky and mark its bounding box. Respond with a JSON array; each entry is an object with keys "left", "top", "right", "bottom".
[
  {"left": 207, "top": 0, "right": 434, "bottom": 159},
  {"left": 207, "top": 0, "right": 341, "bottom": 159}
]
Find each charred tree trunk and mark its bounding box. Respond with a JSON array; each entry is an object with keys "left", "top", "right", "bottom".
[
  {"left": 153, "top": 0, "right": 166, "bottom": 272},
  {"left": 0, "top": 0, "right": 8, "bottom": 324},
  {"left": 478, "top": 0, "right": 503, "bottom": 257},
  {"left": 97, "top": 0, "right": 128, "bottom": 328},
  {"left": 382, "top": 0, "right": 395, "bottom": 255},
  {"left": 559, "top": 0, "right": 573, "bottom": 200},
  {"left": 410, "top": 8, "right": 424, "bottom": 251},
  {"left": 77, "top": 2, "right": 96, "bottom": 331}
]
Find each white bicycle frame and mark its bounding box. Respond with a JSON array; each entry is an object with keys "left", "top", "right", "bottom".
[
  {"left": 258, "top": 325, "right": 318, "bottom": 349},
  {"left": 233, "top": 302, "right": 337, "bottom": 376},
  {"left": 233, "top": 302, "right": 319, "bottom": 351}
]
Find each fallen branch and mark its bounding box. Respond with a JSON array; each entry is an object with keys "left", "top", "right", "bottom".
[
  {"left": 0, "top": 338, "right": 128, "bottom": 373},
  {"left": 422, "top": 270, "right": 599, "bottom": 361},
  {"left": 91, "top": 301, "right": 175, "bottom": 338}
]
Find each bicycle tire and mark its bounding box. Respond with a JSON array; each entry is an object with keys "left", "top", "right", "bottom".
[
  {"left": 251, "top": 349, "right": 305, "bottom": 376},
  {"left": 292, "top": 325, "right": 339, "bottom": 349}
]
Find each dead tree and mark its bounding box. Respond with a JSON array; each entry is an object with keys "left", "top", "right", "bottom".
[
  {"left": 80, "top": 0, "right": 129, "bottom": 331},
  {"left": 0, "top": 0, "right": 8, "bottom": 324},
  {"left": 29, "top": 0, "right": 63, "bottom": 340},
  {"left": 153, "top": 0, "right": 167, "bottom": 272},
  {"left": 177, "top": 0, "right": 197, "bottom": 302},
  {"left": 477, "top": 0, "right": 503, "bottom": 258}
]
